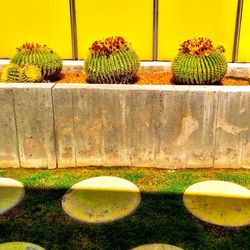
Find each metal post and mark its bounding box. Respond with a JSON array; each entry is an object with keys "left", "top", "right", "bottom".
[
  {"left": 69, "top": 0, "right": 78, "bottom": 60},
  {"left": 232, "top": 0, "right": 244, "bottom": 62},
  {"left": 153, "top": 0, "right": 159, "bottom": 61}
]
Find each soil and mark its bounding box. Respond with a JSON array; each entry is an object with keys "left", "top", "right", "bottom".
[
  {"left": 56, "top": 71, "right": 250, "bottom": 86},
  {"left": 0, "top": 71, "right": 249, "bottom": 85}
]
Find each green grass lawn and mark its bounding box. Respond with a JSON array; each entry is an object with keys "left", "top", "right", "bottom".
[{"left": 0, "top": 167, "right": 249, "bottom": 250}]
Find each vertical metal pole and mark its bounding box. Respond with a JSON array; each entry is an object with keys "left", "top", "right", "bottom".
[
  {"left": 69, "top": 0, "right": 78, "bottom": 60},
  {"left": 232, "top": 0, "right": 244, "bottom": 62},
  {"left": 153, "top": 0, "right": 159, "bottom": 61}
]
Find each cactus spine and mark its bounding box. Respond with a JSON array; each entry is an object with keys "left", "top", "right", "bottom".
[
  {"left": 1, "top": 64, "right": 42, "bottom": 83},
  {"left": 10, "top": 43, "right": 62, "bottom": 79},
  {"left": 20, "top": 64, "right": 42, "bottom": 83},
  {"left": 84, "top": 36, "right": 139, "bottom": 84},
  {"left": 172, "top": 38, "right": 227, "bottom": 85},
  {"left": 1, "top": 64, "right": 20, "bottom": 82}
]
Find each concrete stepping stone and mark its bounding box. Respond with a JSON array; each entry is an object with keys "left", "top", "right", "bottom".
[
  {"left": 62, "top": 176, "right": 141, "bottom": 223},
  {"left": 0, "top": 242, "right": 45, "bottom": 250},
  {"left": 131, "top": 243, "right": 183, "bottom": 250},
  {"left": 183, "top": 180, "right": 250, "bottom": 227},
  {"left": 0, "top": 178, "right": 25, "bottom": 215}
]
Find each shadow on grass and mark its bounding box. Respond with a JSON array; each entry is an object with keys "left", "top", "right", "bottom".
[{"left": 0, "top": 188, "right": 249, "bottom": 250}]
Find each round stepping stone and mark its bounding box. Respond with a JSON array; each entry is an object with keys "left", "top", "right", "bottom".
[
  {"left": 0, "top": 242, "right": 45, "bottom": 250},
  {"left": 62, "top": 176, "right": 141, "bottom": 223},
  {"left": 183, "top": 180, "right": 250, "bottom": 227},
  {"left": 131, "top": 243, "right": 183, "bottom": 250},
  {"left": 0, "top": 178, "right": 25, "bottom": 215}
]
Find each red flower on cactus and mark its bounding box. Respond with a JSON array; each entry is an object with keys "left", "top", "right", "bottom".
[
  {"left": 179, "top": 37, "right": 214, "bottom": 56},
  {"left": 89, "top": 36, "right": 128, "bottom": 56},
  {"left": 17, "top": 43, "right": 49, "bottom": 51}
]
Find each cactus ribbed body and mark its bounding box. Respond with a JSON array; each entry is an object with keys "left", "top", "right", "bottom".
[
  {"left": 172, "top": 38, "right": 227, "bottom": 85},
  {"left": 10, "top": 43, "right": 62, "bottom": 79},
  {"left": 1, "top": 64, "right": 20, "bottom": 82},
  {"left": 20, "top": 64, "right": 42, "bottom": 83},
  {"left": 85, "top": 37, "right": 139, "bottom": 84}
]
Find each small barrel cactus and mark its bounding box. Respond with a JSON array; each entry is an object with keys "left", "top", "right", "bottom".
[
  {"left": 10, "top": 43, "right": 62, "bottom": 79},
  {"left": 1, "top": 64, "right": 20, "bottom": 82},
  {"left": 172, "top": 38, "right": 228, "bottom": 85},
  {"left": 84, "top": 36, "right": 139, "bottom": 84},
  {"left": 20, "top": 64, "right": 42, "bottom": 83}
]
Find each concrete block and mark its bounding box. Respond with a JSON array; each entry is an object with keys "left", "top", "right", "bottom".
[
  {"left": 130, "top": 90, "right": 160, "bottom": 167},
  {"left": 102, "top": 89, "right": 131, "bottom": 166},
  {"left": 0, "top": 80, "right": 249, "bottom": 170},
  {"left": 186, "top": 90, "right": 218, "bottom": 168},
  {"left": 53, "top": 87, "right": 76, "bottom": 168},
  {"left": 0, "top": 85, "right": 19, "bottom": 168},
  {"left": 214, "top": 90, "right": 248, "bottom": 168},
  {"left": 13, "top": 84, "right": 56, "bottom": 169},
  {"left": 239, "top": 91, "right": 250, "bottom": 168},
  {"left": 159, "top": 89, "right": 188, "bottom": 168},
  {"left": 72, "top": 87, "right": 104, "bottom": 166}
]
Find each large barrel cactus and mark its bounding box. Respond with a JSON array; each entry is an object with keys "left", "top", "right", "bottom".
[
  {"left": 172, "top": 38, "right": 227, "bottom": 85},
  {"left": 84, "top": 36, "right": 139, "bottom": 84},
  {"left": 10, "top": 43, "right": 62, "bottom": 79}
]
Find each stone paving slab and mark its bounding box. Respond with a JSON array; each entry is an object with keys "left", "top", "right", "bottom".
[
  {"left": 183, "top": 180, "right": 250, "bottom": 227},
  {"left": 62, "top": 176, "right": 141, "bottom": 223}
]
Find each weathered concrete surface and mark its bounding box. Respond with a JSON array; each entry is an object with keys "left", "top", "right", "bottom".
[
  {"left": 130, "top": 89, "right": 160, "bottom": 167},
  {"left": 13, "top": 84, "right": 56, "bottom": 169},
  {"left": 239, "top": 91, "right": 250, "bottom": 169},
  {"left": 0, "top": 85, "right": 19, "bottom": 168},
  {"left": 53, "top": 87, "right": 76, "bottom": 168},
  {"left": 72, "top": 85, "right": 104, "bottom": 167},
  {"left": 186, "top": 88, "right": 218, "bottom": 168},
  {"left": 159, "top": 88, "right": 188, "bottom": 168},
  {"left": 102, "top": 89, "right": 131, "bottom": 166},
  {"left": 0, "top": 82, "right": 250, "bottom": 169},
  {"left": 214, "top": 88, "right": 249, "bottom": 168}
]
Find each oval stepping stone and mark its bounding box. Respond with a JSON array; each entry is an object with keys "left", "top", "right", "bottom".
[
  {"left": 0, "top": 242, "right": 45, "bottom": 250},
  {"left": 183, "top": 180, "right": 250, "bottom": 227},
  {"left": 131, "top": 243, "right": 183, "bottom": 250},
  {"left": 0, "top": 178, "right": 25, "bottom": 215},
  {"left": 62, "top": 176, "right": 141, "bottom": 223}
]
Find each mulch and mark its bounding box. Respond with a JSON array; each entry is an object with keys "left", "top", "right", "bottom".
[{"left": 56, "top": 71, "right": 250, "bottom": 86}]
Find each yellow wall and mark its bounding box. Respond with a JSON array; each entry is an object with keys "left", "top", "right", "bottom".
[
  {"left": 238, "top": 0, "right": 250, "bottom": 62},
  {"left": 0, "top": 0, "right": 72, "bottom": 59},
  {"left": 75, "top": 0, "right": 153, "bottom": 60},
  {"left": 0, "top": 1, "right": 249, "bottom": 62},
  {"left": 158, "top": 0, "right": 238, "bottom": 62}
]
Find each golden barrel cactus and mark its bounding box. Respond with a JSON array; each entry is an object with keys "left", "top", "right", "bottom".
[
  {"left": 84, "top": 36, "right": 139, "bottom": 84},
  {"left": 172, "top": 38, "right": 228, "bottom": 85}
]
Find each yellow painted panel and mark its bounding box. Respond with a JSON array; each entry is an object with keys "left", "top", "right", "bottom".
[
  {"left": 75, "top": 0, "right": 153, "bottom": 60},
  {"left": 0, "top": 0, "right": 72, "bottom": 59},
  {"left": 238, "top": 0, "right": 250, "bottom": 62},
  {"left": 158, "top": 0, "right": 238, "bottom": 62}
]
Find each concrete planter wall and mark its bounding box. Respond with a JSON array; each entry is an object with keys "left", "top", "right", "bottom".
[{"left": 0, "top": 63, "right": 250, "bottom": 169}]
